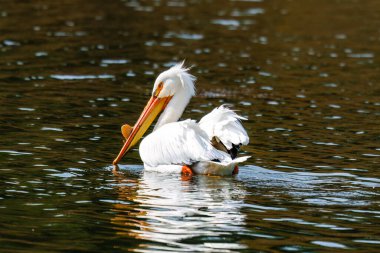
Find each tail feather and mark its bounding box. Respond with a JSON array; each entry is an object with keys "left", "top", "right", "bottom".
[
  {"left": 229, "top": 155, "right": 251, "bottom": 164},
  {"left": 191, "top": 156, "right": 251, "bottom": 176}
]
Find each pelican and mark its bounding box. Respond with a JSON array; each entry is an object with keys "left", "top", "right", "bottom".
[{"left": 113, "top": 62, "right": 250, "bottom": 176}]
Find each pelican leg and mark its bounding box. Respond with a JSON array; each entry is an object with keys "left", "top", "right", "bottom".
[
  {"left": 181, "top": 165, "right": 193, "bottom": 175},
  {"left": 232, "top": 165, "right": 239, "bottom": 175},
  {"left": 181, "top": 165, "right": 193, "bottom": 181}
]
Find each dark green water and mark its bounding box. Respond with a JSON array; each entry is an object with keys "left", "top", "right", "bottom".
[{"left": 1, "top": 0, "right": 379, "bottom": 252}]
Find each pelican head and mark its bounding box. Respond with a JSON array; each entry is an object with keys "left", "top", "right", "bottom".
[
  {"left": 152, "top": 62, "right": 196, "bottom": 99},
  {"left": 113, "top": 62, "right": 196, "bottom": 165}
]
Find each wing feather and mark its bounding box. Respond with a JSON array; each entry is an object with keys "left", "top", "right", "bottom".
[
  {"left": 198, "top": 105, "right": 249, "bottom": 149},
  {"left": 139, "top": 119, "right": 229, "bottom": 167}
]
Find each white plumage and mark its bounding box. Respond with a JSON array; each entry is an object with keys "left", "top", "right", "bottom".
[
  {"left": 199, "top": 105, "right": 249, "bottom": 149},
  {"left": 113, "top": 62, "right": 250, "bottom": 175},
  {"left": 140, "top": 119, "right": 228, "bottom": 168}
]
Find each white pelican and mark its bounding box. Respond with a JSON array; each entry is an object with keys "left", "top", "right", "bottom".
[{"left": 113, "top": 62, "right": 250, "bottom": 176}]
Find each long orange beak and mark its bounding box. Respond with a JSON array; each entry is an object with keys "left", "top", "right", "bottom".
[{"left": 113, "top": 95, "right": 172, "bottom": 165}]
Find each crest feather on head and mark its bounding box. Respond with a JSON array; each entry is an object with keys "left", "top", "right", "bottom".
[{"left": 154, "top": 61, "right": 196, "bottom": 96}]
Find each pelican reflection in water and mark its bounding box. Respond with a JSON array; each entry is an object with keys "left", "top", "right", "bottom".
[{"left": 111, "top": 168, "right": 249, "bottom": 251}]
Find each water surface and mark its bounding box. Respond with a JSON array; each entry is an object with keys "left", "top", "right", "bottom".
[{"left": 1, "top": 0, "right": 380, "bottom": 252}]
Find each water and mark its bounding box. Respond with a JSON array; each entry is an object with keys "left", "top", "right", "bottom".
[{"left": 1, "top": 0, "right": 379, "bottom": 252}]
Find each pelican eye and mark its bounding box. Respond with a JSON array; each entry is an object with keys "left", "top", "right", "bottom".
[{"left": 153, "top": 82, "right": 164, "bottom": 97}]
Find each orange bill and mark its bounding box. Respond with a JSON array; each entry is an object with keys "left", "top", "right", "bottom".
[{"left": 113, "top": 95, "right": 172, "bottom": 165}]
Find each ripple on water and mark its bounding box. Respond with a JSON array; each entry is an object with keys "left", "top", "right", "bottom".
[
  {"left": 18, "top": 107, "right": 35, "bottom": 111},
  {"left": 50, "top": 74, "right": 115, "bottom": 80},
  {"left": 231, "top": 8, "right": 265, "bottom": 16},
  {"left": 212, "top": 19, "right": 240, "bottom": 27},
  {"left": 0, "top": 150, "right": 33, "bottom": 156},
  {"left": 49, "top": 172, "right": 77, "bottom": 178},
  {"left": 312, "top": 241, "right": 348, "bottom": 249},
  {"left": 353, "top": 240, "right": 380, "bottom": 245},
  {"left": 3, "top": 39, "right": 20, "bottom": 46},
  {"left": 164, "top": 32, "right": 204, "bottom": 40},
  {"left": 239, "top": 166, "right": 376, "bottom": 206},
  {"left": 41, "top": 127, "right": 63, "bottom": 131},
  {"left": 347, "top": 53, "right": 374, "bottom": 58},
  {"left": 35, "top": 51, "right": 48, "bottom": 57},
  {"left": 100, "top": 59, "right": 129, "bottom": 65},
  {"left": 313, "top": 141, "right": 339, "bottom": 146}
]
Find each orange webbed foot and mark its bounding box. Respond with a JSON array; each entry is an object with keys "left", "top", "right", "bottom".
[
  {"left": 181, "top": 165, "right": 193, "bottom": 181},
  {"left": 181, "top": 165, "right": 193, "bottom": 175},
  {"left": 121, "top": 124, "right": 133, "bottom": 140}
]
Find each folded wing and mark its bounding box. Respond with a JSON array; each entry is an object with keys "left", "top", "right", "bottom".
[
  {"left": 139, "top": 119, "right": 229, "bottom": 167},
  {"left": 198, "top": 105, "right": 249, "bottom": 158}
]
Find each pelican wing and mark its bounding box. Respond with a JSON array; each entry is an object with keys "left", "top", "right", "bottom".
[
  {"left": 198, "top": 105, "right": 249, "bottom": 149},
  {"left": 139, "top": 119, "right": 229, "bottom": 167}
]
